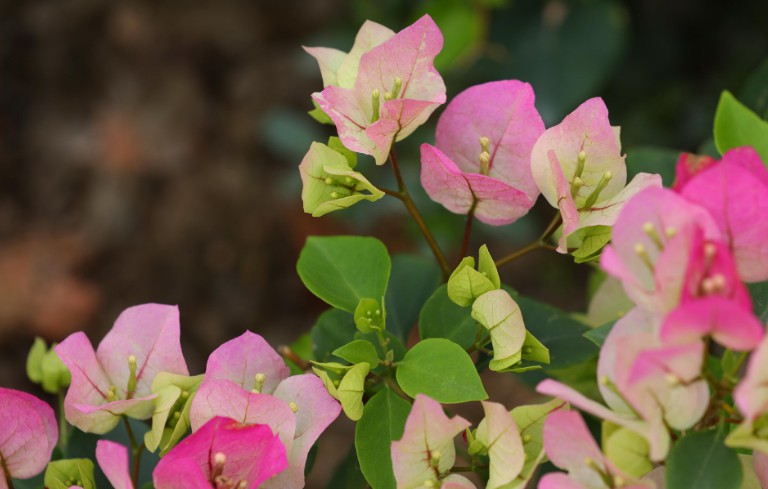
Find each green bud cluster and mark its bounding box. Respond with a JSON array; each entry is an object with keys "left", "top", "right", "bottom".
[{"left": 26, "top": 337, "right": 71, "bottom": 394}]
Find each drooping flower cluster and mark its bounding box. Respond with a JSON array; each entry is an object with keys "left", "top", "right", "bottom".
[{"left": 536, "top": 146, "right": 768, "bottom": 485}]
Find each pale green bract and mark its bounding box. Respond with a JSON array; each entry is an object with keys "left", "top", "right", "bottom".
[
  {"left": 299, "top": 141, "right": 384, "bottom": 217},
  {"left": 447, "top": 245, "right": 500, "bottom": 307}
]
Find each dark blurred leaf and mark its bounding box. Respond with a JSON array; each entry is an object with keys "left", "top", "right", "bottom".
[
  {"left": 740, "top": 58, "right": 768, "bottom": 119},
  {"left": 385, "top": 254, "right": 441, "bottom": 342},
  {"left": 666, "top": 429, "right": 742, "bottom": 489},
  {"left": 327, "top": 445, "right": 368, "bottom": 489},
  {"left": 748, "top": 281, "right": 768, "bottom": 323},
  {"left": 311, "top": 308, "right": 358, "bottom": 362},
  {"left": 415, "top": 0, "right": 485, "bottom": 72},
  {"left": 625, "top": 146, "right": 679, "bottom": 187},
  {"left": 418, "top": 284, "right": 476, "bottom": 349},
  {"left": 583, "top": 320, "right": 616, "bottom": 347},
  {"left": 489, "top": 0, "right": 628, "bottom": 123},
  {"left": 517, "top": 295, "right": 598, "bottom": 369}
]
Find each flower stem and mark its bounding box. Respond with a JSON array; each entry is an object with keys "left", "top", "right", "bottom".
[
  {"left": 57, "top": 391, "right": 68, "bottom": 452},
  {"left": 385, "top": 150, "right": 451, "bottom": 278},
  {"left": 458, "top": 200, "right": 477, "bottom": 262},
  {"left": 122, "top": 416, "right": 143, "bottom": 488},
  {"left": 495, "top": 213, "right": 562, "bottom": 268}
]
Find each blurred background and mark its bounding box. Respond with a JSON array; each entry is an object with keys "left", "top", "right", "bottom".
[{"left": 1, "top": 0, "right": 767, "bottom": 485}]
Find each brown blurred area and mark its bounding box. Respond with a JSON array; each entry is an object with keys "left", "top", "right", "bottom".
[{"left": 0, "top": 1, "right": 354, "bottom": 383}]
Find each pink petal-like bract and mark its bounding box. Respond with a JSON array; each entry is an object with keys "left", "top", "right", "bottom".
[
  {"left": 671, "top": 152, "right": 717, "bottom": 191},
  {"left": 600, "top": 187, "right": 721, "bottom": 313},
  {"left": 153, "top": 416, "right": 287, "bottom": 489},
  {"left": 679, "top": 146, "right": 768, "bottom": 282},
  {"left": 55, "top": 304, "right": 188, "bottom": 434},
  {"left": 531, "top": 98, "right": 626, "bottom": 210},
  {"left": 435, "top": 80, "right": 544, "bottom": 198},
  {"left": 203, "top": 331, "right": 289, "bottom": 394},
  {"left": 420, "top": 80, "right": 544, "bottom": 226},
  {"left": 314, "top": 15, "right": 445, "bottom": 164},
  {"left": 735, "top": 334, "right": 768, "bottom": 421},
  {"left": 420, "top": 144, "right": 534, "bottom": 225},
  {"left": 391, "top": 394, "right": 471, "bottom": 488},
  {"left": 96, "top": 441, "right": 133, "bottom": 489},
  {"left": 0, "top": 388, "right": 58, "bottom": 481}
]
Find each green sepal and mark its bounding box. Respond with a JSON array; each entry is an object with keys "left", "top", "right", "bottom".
[
  {"left": 44, "top": 458, "right": 96, "bottom": 489},
  {"left": 144, "top": 372, "right": 204, "bottom": 455},
  {"left": 354, "top": 297, "right": 386, "bottom": 334},
  {"left": 338, "top": 362, "right": 370, "bottom": 421},
  {"left": 308, "top": 98, "right": 334, "bottom": 125},
  {"left": 27, "top": 337, "right": 71, "bottom": 394},
  {"left": 477, "top": 244, "right": 501, "bottom": 289},
  {"left": 602, "top": 421, "right": 653, "bottom": 478},
  {"left": 332, "top": 340, "right": 381, "bottom": 368},
  {"left": 570, "top": 225, "right": 612, "bottom": 263},
  {"left": 327, "top": 136, "right": 357, "bottom": 169},
  {"left": 447, "top": 256, "right": 497, "bottom": 307},
  {"left": 312, "top": 367, "right": 341, "bottom": 400}
]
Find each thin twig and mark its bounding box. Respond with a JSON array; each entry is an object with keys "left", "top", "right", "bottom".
[
  {"left": 385, "top": 150, "right": 451, "bottom": 278},
  {"left": 495, "top": 213, "right": 562, "bottom": 268},
  {"left": 458, "top": 200, "right": 477, "bottom": 262}
]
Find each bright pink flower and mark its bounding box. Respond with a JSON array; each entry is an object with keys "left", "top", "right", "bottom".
[
  {"left": 660, "top": 229, "right": 763, "bottom": 351},
  {"left": 96, "top": 441, "right": 133, "bottom": 489},
  {"left": 153, "top": 416, "right": 287, "bottom": 489},
  {"left": 678, "top": 146, "right": 768, "bottom": 282},
  {"left": 312, "top": 15, "right": 445, "bottom": 164},
  {"left": 600, "top": 187, "right": 721, "bottom": 313},
  {"left": 189, "top": 331, "right": 340, "bottom": 489},
  {"left": 0, "top": 388, "right": 57, "bottom": 484},
  {"left": 538, "top": 308, "right": 709, "bottom": 462},
  {"left": 671, "top": 152, "right": 717, "bottom": 191},
  {"left": 420, "top": 80, "right": 544, "bottom": 225},
  {"left": 391, "top": 394, "right": 472, "bottom": 489},
  {"left": 540, "top": 410, "right": 655, "bottom": 489},
  {"left": 55, "top": 304, "right": 188, "bottom": 434},
  {"left": 530, "top": 98, "right": 661, "bottom": 251}
]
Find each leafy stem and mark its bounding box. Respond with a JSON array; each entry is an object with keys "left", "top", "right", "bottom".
[
  {"left": 495, "top": 212, "right": 562, "bottom": 268},
  {"left": 122, "top": 416, "right": 143, "bottom": 488},
  {"left": 382, "top": 149, "right": 451, "bottom": 278}
]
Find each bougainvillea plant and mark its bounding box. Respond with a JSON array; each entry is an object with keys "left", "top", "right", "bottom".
[{"left": 7, "top": 13, "right": 768, "bottom": 489}]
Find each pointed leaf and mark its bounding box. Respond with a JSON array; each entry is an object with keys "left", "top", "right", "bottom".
[
  {"left": 419, "top": 285, "right": 477, "bottom": 349},
  {"left": 714, "top": 91, "right": 768, "bottom": 164},
  {"left": 666, "top": 429, "right": 742, "bottom": 489},
  {"left": 333, "top": 340, "right": 380, "bottom": 368}
]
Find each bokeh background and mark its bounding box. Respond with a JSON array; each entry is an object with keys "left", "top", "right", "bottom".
[{"left": 2, "top": 0, "right": 767, "bottom": 486}]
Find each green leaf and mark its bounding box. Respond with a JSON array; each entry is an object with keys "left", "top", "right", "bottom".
[
  {"left": 517, "top": 295, "right": 598, "bottom": 369},
  {"left": 355, "top": 331, "right": 407, "bottom": 363},
  {"left": 297, "top": 236, "right": 391, "bottom": 313},
  {"left": 418, "top": 285, "right": 477, "bottom": 349},
  {"left": 583, "top": 320, "right": 617, "bottom": 347},
  {"left": 385, "top": 254, "right": 441, "bottom": 342},
  {"left": 333, "top": 340, "right": 380, "bottom": 368},
  {"left": 311, "top": 308, "right": 358, "bottom": 362},
  {"left": 45, "top": 459, "right": 96, "bottom": 489},
  {"left": 714, "top": 91, "right": 768, "bottom": 164},
  {"left": 338, "top": 362, "right": 371, "bottom": 421},
  {"left": 26, "top": 337, "right": 46, "bottom": 384},
  {"left": 396, "top": 339, "right": 488, "bottom": 403},
  {"left": 354, "top": 297, "right": 386, "bottom": 334},
  {"left": 666, "top": 429, "right": 742, "bottom": 489},
  {"left": 748, "top": 281, "right": 768, "bottom": 323},
  {"left": 477, "top": 245, "right": 501, "bottom": 289},
  {"left": 355, "top": 388, "right": 411, "bottom": 489}
]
